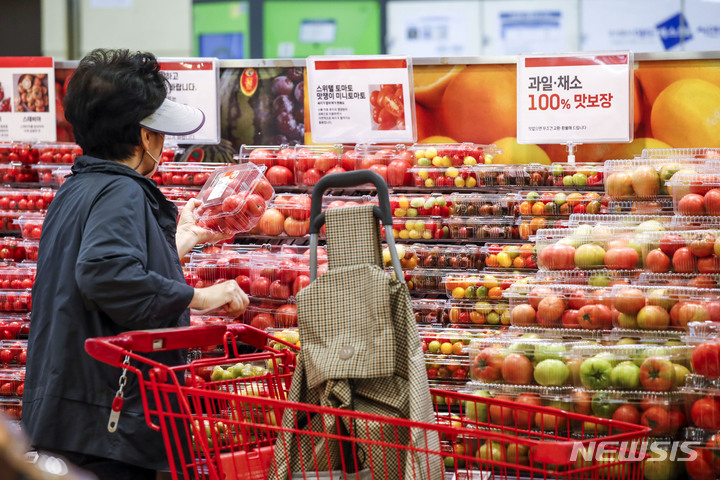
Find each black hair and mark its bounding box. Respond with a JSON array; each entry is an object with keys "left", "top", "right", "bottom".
[{"left": 64, "top": 49, "right": 168, "bottom": 160}]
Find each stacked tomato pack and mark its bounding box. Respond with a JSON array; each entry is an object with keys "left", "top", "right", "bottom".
[{"left": 0, "top": 142, "right": 184, "bottom": 423}]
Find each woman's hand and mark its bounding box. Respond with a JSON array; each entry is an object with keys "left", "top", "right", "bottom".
[
  {"left": 176, "top": 198, "right": 232, "bottom": 258},
  {"left": 190, "top": 280, "right": 249, "bottom": 317}
]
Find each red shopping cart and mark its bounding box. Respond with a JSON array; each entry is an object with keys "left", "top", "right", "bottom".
[{"left": 86, "top": 323, "right": 650, "bottom": 480}]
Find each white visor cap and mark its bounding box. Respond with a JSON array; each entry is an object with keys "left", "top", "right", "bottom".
[{"left": 139, "top": 98, "right": 205, "bottom": 136}]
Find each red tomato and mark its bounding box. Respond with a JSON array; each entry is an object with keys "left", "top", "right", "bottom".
[
  {"left": 248, "top": 148, "right": 275, "bottom": 168},
  {"left": 514, "top": 393, "right": 542, "bottom": 429},
  {"left": 640, "top": 406, "right": 670, "bottom": 435},
  {"left": 265, "top": 165, "right": 293, "bottom": 186},
  {"left": 645, "top": 248, "right": 671, "bottom": 273},
  {"left": 686, "top": 448, "right": 716, "bottom": 480},
  {"left": 387, "top": 158, "right": 411, "bottom": 187},
  {"left": 691, "top": 397, "right": 720, "bottom": 430},
  {"left": 672, "top": 247, "right": 697, "bottom": 273},
  {"left": 471, "top": 347, "right": 504, "bottom": 382},
  {"left": 538, "top": 243, "right": 575, "bottom": 270},
  {"left": 603, "top": 247, "right": 639, "bottom": 270},
  {"left": 275, "top": 304, "right": 297, "bottom": 327},
  {"left": 678, "top": 193, "right": 706, "bottom": 216},
  {"left": 500, "top": 353, "right": 533, "bottom": 385},
  {"left": 577, "top": 304, "right": 611, "bottom": 330},
  {"left": 612, "top": 404, "right": 641, "bottom": 424},
  {"left": 488, "top": 395, "right": 514, "bottom": 426},
  {"left": 639, "top": 357, "right": 675, "bottom": 392},
  {"left": 692, "top": 340, "right": 720, "bottom": 379}
]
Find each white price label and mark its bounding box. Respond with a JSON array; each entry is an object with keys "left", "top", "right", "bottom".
[
  {"left": 0, "top": 57, "right": 56, "bottom": 142},
  {"left": 207, "top": 170, "right": 239, "bottom": 202},
  {"left": 158, "top": 58, "right": 220, "bottom": 145},
  {"left": 517, "top": 52, "right": 633, "bottom": 144},
  {"left": 307, "top": 56, "right": 416, "bottom": 143}
]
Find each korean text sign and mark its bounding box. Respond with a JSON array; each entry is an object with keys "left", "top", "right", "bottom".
[
  {"left": 0, "top": 57, "right": 56, "bottom": 142},
  {"left": 158, "top": 58, "right": 220, "bottom": 144},
  {"left": 517, "top": 52, "right": 633, "bottom": 144},
  {"left": 307, "top": 56, "right": 416, "bottom": 143}
]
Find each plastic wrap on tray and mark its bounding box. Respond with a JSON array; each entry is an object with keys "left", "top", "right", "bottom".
[
  {"left": 0, "top": 163, "right": 38, "bottom": 183},
  {"left": 16, "top": 213, "right": 45, "bottom": 240},
  {"left": 604, "top": 157, "right": 719, "bottom": 200},
  {"left": 0, "top": 212, "right": 23, "bottom": 233},
  {"left": 568, "top": 343, "right": 691, "bottom": 392},
  {"left": 533, "top": 224, "right": 643, "bottom": 271},
  {"left": 670, "top": 216, "right": 720, "bottom": 231},
  {"left": 517, "top": 191, "right": 602, "bottom": 217},
  {"left": 680, "top": 382, "right": 720, "bottom": 432},
  {"left": 482, "top": 243, "right": 537, "bottom": 270},
  {"left": 639, "top": 228, "right": 720, "bottom": 275},
  {"left": 0, "top": 340, "right": 27, "bottom": 366},
  {"left": 0, "top": 188, "right": 54, "bottom": 212},
  {"left": 0, "top": 367, "right": 24, "bottom": 397},
  {"left": 0, "top": 315, "right": 30, "bottom": 340},
  {"left": 404, "top": 268, "right": 449, "bottom": 294},
  {"left": 33, "top": 164, "right": 71, "bottom": 186},
  {"left": 30, "top": 142, "right": 82, "bottom": 164},
  {"left": 610, "top": 284, "right": 720, "bottom": 330},
  {"left": 507, "top": 283, "right": 614, "bottom": 330},
  {"left": 444, "top": 300, "right": 511, "bottom": 327},
  {"left": 445, "top": 271, "right": 530, "bottom": 301}
]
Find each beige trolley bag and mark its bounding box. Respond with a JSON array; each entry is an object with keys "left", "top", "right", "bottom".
[{"left": 270, "top": 170, "right": 443, "bottom": 480}]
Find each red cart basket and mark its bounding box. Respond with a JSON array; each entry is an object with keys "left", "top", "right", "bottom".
[{"left": 86, "top": 324, "right": 650, "bottom": 480}]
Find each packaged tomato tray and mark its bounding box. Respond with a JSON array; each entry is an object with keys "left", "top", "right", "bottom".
[
  {"left": 408, "top": 143, "right": 497, "bottom": 168},
  {"left": 241, "top": 298, "right": 297, "bottom": 330},
  {"left": 354, "top": 144, "right": 415, "bottom": 187},
  {"left": 293, "top": 144, "right": 345, "bottom": 187},
  {"left": 638, "top": 272, "right": 720, "bottom": 289},
  {"left": 411, "top": 299, "right": 446, "bottom": 325},
  {"left": 413, "top": 244, "right": 482, "bottom": 270},
  {"left": 17, "top": 213, "right": 45, "bottom": 240},
  {"left": 408, "top": 164, "right": 525, "bottom": 190},
  {"left": 0, "top": 142, "right": 33, "bottom": 164},
  {"left": 507, "top": 283, "right": 616, "bottom": 330},
  {"left": 546, "top": 162, "right": 604, "bottom": 189},
  {"left": 30, "top": 142, "right": 82, "bottom": 164},
  {"left": 383, "top": 244, "right": 418, "bottom": 270},
  {"left": 516, "top": 216, "right": 569, "bottom": 241},
  {"left": 390, "top": 193, "right": 452, "bottom": 217},
  {"left": 468, "top": 336, "right": 582, "bottom": 387},
  {"left": 392, "top": 217, "right": 447, "bottom": 241},
  {"left": 445, "top": 271, "right": 530, "bottom": 301},
  {"left": 0, "top": 163, "right": 38, "bottom": 183},
  {"left": 682, "top": 321, "right": 720, "bottom": 383},
  {"left": 0, "top": 264, "right": 35, "bottom": 290},
  {"left": 0, "top": 397, "right": 21, "bottom": 420},
  {"left": 516, "top": 191, "right": 602, "bottom": 217},
  {"left": 254, "top": 193, "right": 312, "bottom": 238},
  {"left": 670, "top": 216, "right": 720, "bottom": 231},
  {"left": 534, "top": 268, "right": 640, "bottom": 287},
  {"left": 33, "top": 164, "right": 71, "bottom": 186},
  {"left": 568, "top": 214, "right": 672, "bottom": 230},
  {"left": 604, "top": 328, "right": 683, "bottom": 346},
  {"left": 0, "top": 315, "right": 30, "bottom": 340},
  {"left": 570, "top": 389, "right": 685, "bottom": 436},
  {"left": 248, "top": 251, "right": 325, "bottom": 301},
  {"left": 604, "top": 157, "right": 720, "bottom": 200},
  {"left": 0, "top": 188, "right": 54, "bottom": 211},
  {"left": 449, "top": 193, "right": 517, "bottom": 217},
  {"left": 403, "top": 268, "right": 450, "bottom": 294},
  {"left": 194, "top": 163, "right": 274, "bottom": 235},
  {"left": 680, "top": 378, "right": 720, "bottom": 433},
  {"left": 0, "top": 211, "right": 23, "bottom": 233},
  {"left": 667, "top": 172, "right": 720, "bottom": 217},
  {"left": 533, "top": 224, "right": 646, "bottom": 271},
  {"left": 0, "top": 367, "right": 24, "bottom": 397},
  {"left": 159, "top": 186, "right": 199, "bottom": 201},
  {"left": 241, "top": 145, "right": 298, "bottom": 187},
  {"left": 425, "top": 354, "right": 470, "bottom": 383},
  {"left": 641, "top": 147, "right": 720, "bottom": 160},
  {"left": 0, "top": 340, "right": 27, "bottom": 366},
  {"left": 482, "top": 243, "right": 537, "bottom": 270},
  {"left": 568, "top": 344, "right": 692, "bottom": 392},
  {"left": 639, "top": 229, "right": 720, "bottom": 275},
  {"left": 460, "top": 382, "right": 574, "bottom": 420},
  {"left": 606, "top": 198, "right": 674, "bottom": 214},
  {"left": 0, "top": 291, "right": 31, "bottom": 313},
  {"left": 444, "top": 300, "right": 510, "bottom": 328},
  {"left": 155, "top": 162, "right": 226, "bottom": 187},
  {"left": 445, "top": 216, "right": 520, "bottom": 241}
]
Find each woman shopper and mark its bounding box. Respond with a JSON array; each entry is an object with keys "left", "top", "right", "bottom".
[{"left": 21, "top": 49, "right": 248, "bottom": 480}]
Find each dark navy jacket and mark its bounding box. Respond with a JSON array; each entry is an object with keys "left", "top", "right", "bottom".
[{"left": 22, "top": 156, "right": 194, "bottom": 469}]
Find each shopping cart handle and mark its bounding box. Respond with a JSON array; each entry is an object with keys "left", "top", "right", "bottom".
[
  {"left": 85, "top": 324, "right": 270, "bottom": 367},
  {"left": 309, "top": 170, "right": 392, "bottom": 234}
]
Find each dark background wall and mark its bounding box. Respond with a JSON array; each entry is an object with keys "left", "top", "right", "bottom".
[{"left": 0, "top": 0, "right": 42, "bottom": 56}]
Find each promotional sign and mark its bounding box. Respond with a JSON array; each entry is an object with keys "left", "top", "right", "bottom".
[
  {"left": 0, "top": 57, "right": 56, "bottom": 142},
  {"left": 158, "top": 58, "right": 220, "bottom": 144},
  {"left": 517, "top": 52, "right": 633, "bottom": 145},
  {"left": 306, "top": 56, "right": 416, "bottom": 143}
]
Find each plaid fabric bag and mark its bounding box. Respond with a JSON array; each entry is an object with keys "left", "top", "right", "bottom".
[{"left": 270, "top": 205, "right": 442, "bottom": 480}]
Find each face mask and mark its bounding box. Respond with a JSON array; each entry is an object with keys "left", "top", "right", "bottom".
[{"left": 144, "top": 149, "right": 161, "bottom": 178}]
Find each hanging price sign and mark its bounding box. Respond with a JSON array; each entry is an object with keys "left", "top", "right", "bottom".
[
  {"left": 158, "top": 58, "right": 220, "bottom": 144},
  {"left": 0, "top": 57, "right": 56, "bottom": 142},
  {"left": 517, "top": 52, "right": 633, "bottom": 145},
  {"left": 307, "top": 56, "right": 416, "bottom": 143}
]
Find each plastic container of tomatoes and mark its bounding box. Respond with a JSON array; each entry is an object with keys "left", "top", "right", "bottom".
[
  {"left": 506, "top": 283, "right": 614, "bottom": 330},
  {"left": 16, "top": 240, "right": 38, "bottom": 262},
  {"left": 403, "top": 268, "right": 450, "bottom": 294},
  {"left": 446, "top": 216, "right": 520, "bottom": 241},
  {"left": 0, "top": 397, "right": 21, "bottom": 420},
  {"left": 33, "top": 164, "right": 71, "bottom": 186},
  {"left": 517, "top": 191, "right": 603, "bottom": 217},
  {"left": 0, "top": 265, "right": 35, "bottom": 290},
  {"left": 461, "top": 382, "right": 574, "bottom": 421},
  {"left": 240, "top": 144, "right": 297, "bottom": 186},
  {"left": 639, "top": 229, "right": 720, "bottom": 275},
  {"left": 159, "top": 186, "right": 199, "bottom": 202},
  {"left": 666, "top": 172, "right": 720, "bottom": 217},
  {"left": 0, "top": 163, "right": 38, "bottom": 184},
  {"left": 678, "top": 427, "right": 720, "bottom": 479},
  {"left": 241, "top": 298, "right": 298, "bottom": 330},
  {"left": 568, "top": 214, "right": 672, "bottom": 230},
  {"left": 681, "top": 321, "right": 720, "bottom": 383},
  {"left": 16, "top": 214, "right": 45, "bottom": 240},
  {"left": 638, "top": 272, "right": 720, "bottom": 289},
  {"left": 383, "top": 243, "right": 419, "bottom": 270},
  {"left": 0, "top": 188, "right": 54, "bottom": 212},
  {"left": 444, "top": 300, "right": 511, "bottom": 328},
  {"left": 604, "top": 157, "right": 720, "bottom": 200},
  {"left": 516, "top": 216, "right": 570, "bottom": 241},
  {"left": 606, "top": 198, "right": 674, "bottom": 214},
  {"left": 533, "top": 224, "right": 642, "bottom": 271},
  {"left": 425, "top": 354, "right": 470, "bottom": 383},
  {"left": 411, "top": 298, "right": 447, "bottom": 325},
  {"left": 468, "top": 336, "right": 576, "bottom": 387},
  {"left": 534, "top": 268, "right": 640, "bottom": 287},
  {"left": 0, "top": 315, "right": 30, "bottom": 340},
  {"left": 449, "top": 193, "right": 518, "bottom": 217},
  {"left": 505, "top": 325, "right": 607, "bottom": 343},
  {"left": 0, "top": 211, "right": 23, "bottom": 233},
  {"left": 155, "top": 162, "right": 225, "bottom": 187},
  {"left": 413, "top": 244, "right": 481, "bottom": 270},
  {"left": 670, "top": 216, "right": 720, "bottom": 231},
  {"left": 31, "top": 142, "right": 82, "bottom": 164},
  {"left": 445, "top": 271, "right": 529, "bottom": 301},
  {"left": 570, "top": 389, "right": 685, "bottom": 436},
  {"left": 293, "top": 144, "right": 346, "bottom": 187},
  {"left": 680, "top": 380, "right": 720, "bottom": 433},
  {"left": 194, "top": 163, "right": 274, "bottom": 235},
  {"left": 481, "top": 243, "right": 537, "bottom": 270},
  {"left": 642, "top": 147, "right": 720, "bottom": 160},
  {"left": 547, "top": 163, "right": 605, "bottom": 189},
  {"left": 604, "top": 328, "right": 683, "bottom": 346},
  {"left": 248, "top": 251, "right": 322, "bottom": 301},
  {"left": 389, "top": 193, "right": 452, "bottom": 218},
  {"left": 610, "top": 284, "right": 720, "bottom": 330},
  {"left": 353, "top": 144, "right": 416, "bottom": 187},
  {"left": 0, "top": 143, "right": 33, "bottom": 164},
  {"left": 391, "top": 217, "right": 447, "bottom": 241},
  {"left": 408, "top": 164, "right": 525, "bottom": 190},
  {"left": 0, "top": 340, "right": 27, "bottom": 366},
  {"left": 0, "top": 368, "right": 24, "bottom": 397},
  {"left": 254, "top": 193, "right": 312, "bottom": 238},
  {"left": 408, "top": 143, "right": 497, "bottom": 167},
  {"left": 568, "top": 343, "right": 691, "bottom": 392}
]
